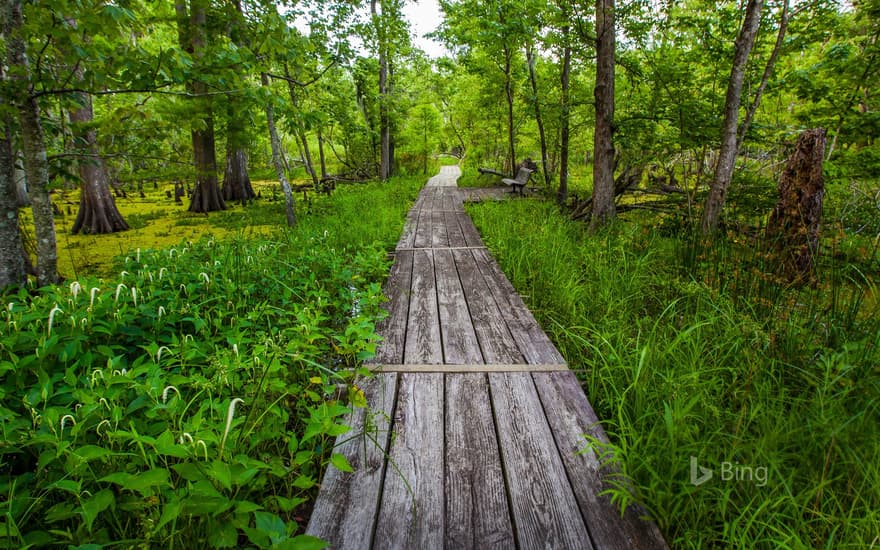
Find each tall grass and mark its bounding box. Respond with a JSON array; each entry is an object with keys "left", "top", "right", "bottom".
[{"left": 469, "top": 198, "right": 880, "bottom": 548}]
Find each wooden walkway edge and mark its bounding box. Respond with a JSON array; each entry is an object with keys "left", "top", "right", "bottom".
[{"left": 306, "top": 166, "right": 668, "bottom": 549}]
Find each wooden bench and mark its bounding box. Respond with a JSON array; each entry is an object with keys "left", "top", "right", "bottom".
[{"left": 502, "top": 167, "right": 533, "bottom": 195}]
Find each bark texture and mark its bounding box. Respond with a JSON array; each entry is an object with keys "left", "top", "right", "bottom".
[
  {"left": 70, "top": 94, "right": 129, "bottom": 234},
  {"left": 221, "top": 0, "right": 255, "bottom": 206},
  {"left": 5, "top": 0, "right": 59, "bottom": 286},
  {"left": 558, "top": 19, "right": 571, "bottom": 207},
  {"left": 222, "top": 147, "right": 256, "bottom": 204},
  {"left": 0, "top": 94, "right": 27, "bottom": 288},
  {"left": 262, "top": 73, "right": 296, "bottom": 227},
  {"left": 591, "top": 0, "right": 616, "bottom": 230},
  {"left": 526, "top": 44, "right": 550, "bottom": 189},
  {"left": 766, "top": 128, "right": 826, "bottom": 283},
  {"left": 284, "top": 68, "right": 319, "bottom": 189},
  {"left": 373, "top": 0, "right": 392, "bottom": 180},
  {"left": 504, "top": 45, "right": 517, "bottom": 175},
  {"left": 177, "top": 0, "right": 226, "bottom": 214},
  {"left": 701, "top": 0, "right": 763, "bottom": 234}
]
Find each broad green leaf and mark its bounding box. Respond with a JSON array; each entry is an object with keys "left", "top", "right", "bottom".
[
  {"left": 254, "top": 511, "right": 287, "bottom": 545},
  {"left": 154, "top": 497, "right": 182, "bottom": 533},
  {"left": 126, "top": 468, "right": 171, "bottom": 496},
  {"left": 207, "top": 460, "right": 233, "bottom": 491},
  {"left": 330, "top": 453, "right": 354, "bottom": 473},
  {"left": 292, "top": 475, "right": 315, "bottom": 490},
  {"left": 234, "top": 500, "right": 263, "bottom": 514},
  {"left": 208, "top": 520, "right": 238, "bottom": 548},
  {"left": 73, "top": 445, "right": 115, "bottom": 461},
  {"left": 0, "top": 521, "right": 20, "bottom": 537},
  {"left": 81, "top": 489, "right": 115, "bottom": 532}
]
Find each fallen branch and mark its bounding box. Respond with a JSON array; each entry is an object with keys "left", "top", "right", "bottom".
[{"left": 478, "top": 167, "right": 508, "bottom": 178}]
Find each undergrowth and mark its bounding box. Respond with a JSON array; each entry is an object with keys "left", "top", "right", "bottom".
[
  {"left": 0, "top": 177, "right": 422, "bottom": 548},
  {"left": 468, "top": 198, "right": 880, "bottom": 549}
]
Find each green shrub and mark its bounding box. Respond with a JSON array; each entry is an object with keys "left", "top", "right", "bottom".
[{"left": 0, "top": 177, "right": 423, "bottom": 548}]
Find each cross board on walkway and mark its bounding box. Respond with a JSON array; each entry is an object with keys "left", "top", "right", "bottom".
[{"left": 306, "top": 165, "right": 667, "bottom": 549}]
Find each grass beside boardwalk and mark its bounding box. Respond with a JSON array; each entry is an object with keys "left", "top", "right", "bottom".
[
  {"left": 1, "top": 177, "right": 423, "bottom": 548},
  {"left": 468, "top": 197, "right": 879, "bottom": 549}
]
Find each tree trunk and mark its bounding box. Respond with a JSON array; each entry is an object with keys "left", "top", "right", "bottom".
[
  {"left": 69, "top": 94, "right": 129, "bottom": 234},
  {"left": 262, "top": 73, "right": 296, "bottom": 227},
  {"left": 766, "top": 128, "right": 826, "bottom": 283},
  {"left": 558, "top": 18, "right": 571, "bottom": 207},
  {"left": 738, "top": 0, "right": 790, "bottom": 148},
  {"left": 221, "top": 0, "right": 255, "bottom": 205},
  {"left": 526, "top": 44, "right": 551, "bottom": 189},
  {"left": 13, "top": 150, "right": 27, "bottom": 206},
  {"left": 283, "top": 69, "right": 320, "bottom": 190},
  {"left": 5, "top": 0, "right": 59, "bottom": 286},
  {"left": 188, "top": 109, "right": 226, "bottom": 213},
  {"left": 373, "top": 0, "right": 392, "bottom": 181},
  {"left": 318, "top": 128, "right": 328, "bottom": 179},
  {"left": 222, "top": 146, "right": 255, "bottom": 204},
  {"left": 591, "top": 0, "right": 616, "bottom": 230},
  {"left": 504, "top": 45, "right": 517, "bottom": 175},
  {"left": 0, "top": 74, "right": 27, "bottom": 288},
  {"left": 701, "top": 0, "right": 763, "bottom": 234},
  {"left": 178, "top": 0, "right": 226, "bottom": 214}
]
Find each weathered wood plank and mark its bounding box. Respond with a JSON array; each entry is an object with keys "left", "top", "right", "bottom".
[
  {"left": 533, "top": 371, "right": 669, "bottom": 550},
  {"left": 441, "top": 189, "right": 456, "bottom": 211},
  {"left": 306, "top": 373, "right": 399, "bottom": 549},
  {"left": 374, "top": 373, "right": 444, "bottom": 549},
  {"left": 431, "top": 209, "right": 448, "bottom": 248},
  {"left": 404, "top": 250, "right": 442, "bottom": 364},
  {"left": 472, "top": 248, "right": 566, "bottom": 365},
  {"left": 446, "top": 373, "right": 515, "bottom": 549},
  {"left": 397, "top": 212, "right": 419, "bottom": 250},
  {"left": 367, "top": 363, "right": 567, "bottom": 373},
  {"left": 445, "top": 211, "right": 468, "bottom": 248},
  {"left": 456, "top": 212, "right": 484, "bottom": 248},
  {"left": 434, "top": 249, "right": 483, "bottom": 364},
  {"left": 453, "top": 249, "right": 523, "bottom": 364},
  {"left": 396, "top": 246, "right": 486, "bottom": 251},
  {"left": 373, "top": 250, "right": 414, "bottom": 364},
  {"left": 489, "top": 372, "right": 594, "bottom": 549},
  {"left": 413, "top": 208, "right": 433, "bottom": 249}
]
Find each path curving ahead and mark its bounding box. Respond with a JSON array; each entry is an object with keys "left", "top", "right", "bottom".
[{"left": 306, "top": 166, "right": 667, "bottom": 549}]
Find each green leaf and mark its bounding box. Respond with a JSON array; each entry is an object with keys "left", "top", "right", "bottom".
[
  {"left": 81, "top": 488, "right": 115, "bottom": 532},
  {"left": 292, "top": 475, "right": 315, "bottom": 490},
  {"left": 234, "top": 500, "right": 263, "bottom": 514},
  {"left": 127, "top": 468, "right": 171, "bottom": 496},
  {"left": 74, "top": 445, "right": 115, "bottom": 461},
  {"left": 50, "top": 479, "right": 80, "bottom": 495},
  {"left": 173, "top": 462, "right": 208, "bottom": 482},
  {"left": 154, "top": 497, "right": 182, "bottom": 533},
  {"left": 0, "top": 521, "right": 20, "bottom": 538},
  {"left": 254, "top": 511, "right": 287, "bottom": 545},
  {"left": 208, "top": 520, "right": 238, "bottom": 548},
  {"left": 330, "top": 453, "right": 354, "bottom": 473},
  {"left": 207, "top": 460, "right": 232, "bottom": 491},
  {"left": 276, "top": 534, "right": 329, "bottom": 550}
]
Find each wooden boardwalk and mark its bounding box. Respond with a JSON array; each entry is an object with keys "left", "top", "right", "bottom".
[{"left": 306, "top": 166, "right": 667, "bottom": 549}]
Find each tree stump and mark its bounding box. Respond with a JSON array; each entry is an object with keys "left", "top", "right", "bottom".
[{"left": 766, "top": 128, "right": 826, "bottom": 283}]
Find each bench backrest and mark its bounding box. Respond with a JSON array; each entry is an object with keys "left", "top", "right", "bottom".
[{"left": 514, "top": 167, "right": 533, "bottom": 184}]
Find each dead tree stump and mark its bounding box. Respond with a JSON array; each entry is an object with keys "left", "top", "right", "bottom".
[{"left": 766, "top": 128, "right": 826, "bottom": 283}]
